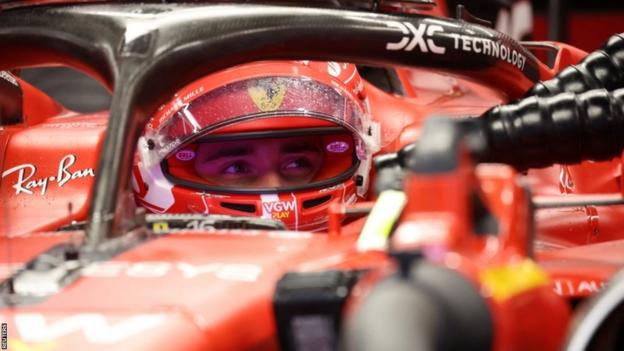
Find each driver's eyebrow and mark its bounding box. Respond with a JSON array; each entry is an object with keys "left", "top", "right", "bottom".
[
  {"left": 203, "top": 146, "right": 253, "bottom": 161},
  {"left": 280, "top": 142, "right": 320, "bottom": 154}
]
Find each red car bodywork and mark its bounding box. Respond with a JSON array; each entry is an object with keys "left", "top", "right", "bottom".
[{"left": 1, "top": 2, "right": 622, "bottom": 350}]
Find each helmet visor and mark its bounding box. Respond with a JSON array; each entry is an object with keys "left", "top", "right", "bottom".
[
  {"left": 163, "top": 127, "right": 358, "bottom": 193},
  {"left": 146, "top": 76, "right": 370, "bottom": 167}
]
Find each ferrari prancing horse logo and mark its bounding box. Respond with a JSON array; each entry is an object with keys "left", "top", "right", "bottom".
[{"left": 248, "top": 83, "right": 286, "bottom": 112}]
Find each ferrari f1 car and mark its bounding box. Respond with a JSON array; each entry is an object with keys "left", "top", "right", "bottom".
[{"left": 2, "top": 1, "right": 624, "bottom": 350}]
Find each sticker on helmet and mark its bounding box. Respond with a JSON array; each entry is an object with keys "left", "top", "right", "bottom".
[
  {"left": 176, "top": 149, "right": 196, "bottom": 161},
  {"left": 263, "top": 200, "right": 296, "bottom": 220},
  {"left": 248, "top": 82, "right": 286, "bottom": 112},
  {"left": 327, "top": 62, "right": 342, "bottom": 77},
  {"left": 326, "top": 141, "right": 349, "bottom": 153}
]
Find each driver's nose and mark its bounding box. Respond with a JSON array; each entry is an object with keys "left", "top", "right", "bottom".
[{"left": 259, "top": 171, "right": 283, "bottom": 187}]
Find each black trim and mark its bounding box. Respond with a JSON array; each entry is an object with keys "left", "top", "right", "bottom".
[
  {"left": 302, "top": 195, "right": 332, "bottom": 209},
  {"left": 220, "top": 202, "right": 257, "bottom": 213},
  {"left": 195, "top": 127, "right": 349, "bottom": 142}
]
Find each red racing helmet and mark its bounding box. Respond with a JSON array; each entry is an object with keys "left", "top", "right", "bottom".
[{"left": 133, "top": 61, "right": 380, "bottom": 231}]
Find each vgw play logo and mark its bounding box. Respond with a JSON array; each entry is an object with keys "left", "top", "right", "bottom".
[{"left": 262, "top": 200, "right": 296, "bottom": 220}]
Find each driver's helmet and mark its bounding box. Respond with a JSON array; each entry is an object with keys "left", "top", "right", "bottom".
[{"left": 133, "top": 61, "right": 380, "bottom": 231}]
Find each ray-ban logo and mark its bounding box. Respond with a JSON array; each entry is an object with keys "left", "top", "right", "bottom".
[{"left": 1, "top": 154, "right": 95, "bottom": 196}]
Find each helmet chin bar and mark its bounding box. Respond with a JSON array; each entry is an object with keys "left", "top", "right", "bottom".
[
  {"left": 136, "top": 123, "right": 363, "bottom": 231},
  {"left": 134, "top": 162, "right": 358, "bottom": 231}
]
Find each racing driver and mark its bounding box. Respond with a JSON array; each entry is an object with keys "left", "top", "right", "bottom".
[{"left": 132, "top": 61, "right": 381, "bottom": 231}]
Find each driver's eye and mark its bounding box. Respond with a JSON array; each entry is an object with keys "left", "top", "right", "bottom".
[
  {"left": 221, "top": 161, "right": 253, "bottom": 176},
  {"left": 280, "top": 158, "right": 313, "bottom": 176}
]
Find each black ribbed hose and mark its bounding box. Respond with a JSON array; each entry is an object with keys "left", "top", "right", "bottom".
[
  {"left": 481, "top": 88, "right": 624, "bottom": 170},
  {"left": 486, "top": 33, "right": 624, "bottom": 169},
  {"left": 528, "top": 33, "right": 624, "bottom": 96}
]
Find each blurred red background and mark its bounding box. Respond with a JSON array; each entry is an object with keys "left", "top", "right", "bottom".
[{"left": 533, "top": 1, "right": 624, "bottom": 52}]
